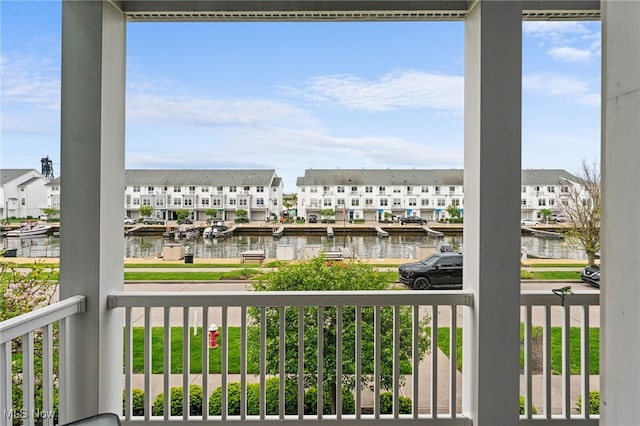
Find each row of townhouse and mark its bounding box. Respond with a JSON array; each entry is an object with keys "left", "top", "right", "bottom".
[
  {"left": 295, "top": 168, "right": 581, "bottom": 222},
  {"left": 0, "top": 169, "right": 50, "bottom": 220},
  {"left": 122, "top": 169, "right": 284, "bottom": 221},
  {"left": 2, "top": 168, "right": 580, "bottom": 223}
]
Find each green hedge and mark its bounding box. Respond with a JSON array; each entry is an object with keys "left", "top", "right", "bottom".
[
  {"left": 379, "top": 392, "right": 412, "bottom": 414},
  {"left": 152, "top": 385, "right": 203, "bottom": 416},
  {"left": 576, "top": 391, "right": 600, "bottom": 414},
  {"left": 519, "top": 395, "right": 538, "bottom": 415}
]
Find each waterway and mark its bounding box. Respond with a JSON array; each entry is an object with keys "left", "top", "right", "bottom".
[{"left": 1, "top": 233, "right": 586, "bottom": 260}]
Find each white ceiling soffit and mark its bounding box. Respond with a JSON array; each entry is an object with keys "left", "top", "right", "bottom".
[{"left": 117, "top": 1, "right": 601, "bottom": 22}]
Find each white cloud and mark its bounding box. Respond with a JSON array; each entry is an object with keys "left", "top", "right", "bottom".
[
  {"left": 548, "top": 46, "right": 592, "bottom": 63},
  {"left": 523, "top": 74, "right": 599, "bottom": 107},
  {"left": 285, "top": 70, "right": 464, "bottom": 113},
  {"left": 523, "top": 21, "right": 590, "bottom": 44},
  {"left": 0, "top": 54, "right": 60, "bottom": 110}
]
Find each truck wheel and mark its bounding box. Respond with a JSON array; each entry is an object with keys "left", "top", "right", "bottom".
[{"left": 413, "top": 277, "right": 432, "bottom": 290}]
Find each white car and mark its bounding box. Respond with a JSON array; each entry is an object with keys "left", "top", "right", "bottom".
[
  {"left": 521, "top": 219, "right": 540, "bottom": 226},
  {"left": 124, "top": 216, "right": 136, "bottom": 225}
]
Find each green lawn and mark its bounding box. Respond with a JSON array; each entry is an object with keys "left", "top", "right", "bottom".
[
  {"left": 123, "top": 269, "right": 261, "bottom": 281},
  {"left": 436, "top": 326, "right": 599, "bottom": 374}
]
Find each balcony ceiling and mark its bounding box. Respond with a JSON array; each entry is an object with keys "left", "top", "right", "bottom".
[{"left": 114, "top": 0, "right": 600, "bottom": 22}]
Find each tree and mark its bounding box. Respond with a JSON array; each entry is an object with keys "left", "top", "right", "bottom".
[
  {"left": 540, "top": 208, "right": 552, "bottom": 223},
  {"left": 248, "top": 257, "right": 431, "bottom": 414},
  {"left": 41, "top": 207, "right": 60, "bottom": 219},
  {"left": 320, "top": 208, "right": 335, "bottom": 221},
  {"left": 560, "top": 160, "right": 600, "bottom": 265},
  {"left": 176, "top": 209, "right": 190, "bottom": 222},
  {"left": 139, "top": 205, "right": 153, "bottom": 217},
  {"left": 205, "top": 208, "right": 219, "bottom": 219},
  {"left": 446, "top": 204, "right": 460, "bottom": 219}
]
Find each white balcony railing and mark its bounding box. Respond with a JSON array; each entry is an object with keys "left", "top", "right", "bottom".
[
  {"left": 0, "top": 295, "right": 86, "bottom": 426},
  {"left": 2, "top": 291, "right": 600, "bottom": 425}
]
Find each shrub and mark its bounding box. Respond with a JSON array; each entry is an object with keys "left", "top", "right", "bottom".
[
  {"left": 379, "top": 392, "right": 412, "bottom": 414},
  {"left": 576, "top": 391, "right": 600, "bottom": 414},
  {"left": 304, "top": 385, "right": 355, "bottom": 415},
  {"left": 234, "top": 217, "right": 250, "bottom": 223},
  {"left": 123, "top": 388, "right": 145, "bottom": 416},
  {"left": 153, "top": 385, "right": 203, "bottom": 416},
  {"left": 519, "top": 395, "right": 538, "bottom": 415},
  {"left": 209, "top": 382, "right": 260, "bottom": 416}
]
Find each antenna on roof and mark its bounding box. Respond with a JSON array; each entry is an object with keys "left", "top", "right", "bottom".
[{"left": 40, "top": 156, "right": 54, "bottom": 181}]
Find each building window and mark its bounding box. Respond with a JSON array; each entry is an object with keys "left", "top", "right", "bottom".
[
  {"left": 21, "top": 198, "right": 25, "bottom": 206},
  {"left": 336, "top": 198, "right": 345, "bottom": 206},
  {"left": 538, "top": 199, "right": 547, "bottom": 206},
  {"left": 408, "top": 198, "right": 417, "bottom": 206},
  {"left": 189, "top": 186, "right": 196, "bottom": 194},
  {"left": 351, "top": 199, "right": 359, "bottom": 207},
  {"left": 257, "top": 186, "right": 264, "bottom": 193},
  {"left": 202, "top": 198, "right": 210, "bottom": 206},
  {"left": 547, "top": 186, "right": 555, "bottom": 193},
  {"left": 437, "top": 198, "right": 446, "bottom": 207},
  {"left": 272, "top": 199, "right": 278, "bottom": 206},
  {"left": 229, "top": 186, "right": 237, "bottom": 192},
  {"left": 561, "top": 186, "right": 570, "bottom": 193},
  {"left": 239, "top": 199, "right": 248, "bottom": 206},
  {"left": 174, "top": 198, "right": 182, "bottom": 206},
  {"left": 522, "top": 199, "right": 527, "bottom": 206},
  {"left": 337, "top": 186, "right": 345, "bottom": 193},
  {"left": 452, "top": 198, "right": 460, "bottom": 206},
  {"left": 184, "top": 198, "right": 194, "bottom": 207},
  {"left": 323, "top": 198, "right": 332, "bottom": 206},
  {"left": 393, "top": 187, "right": 401, "bottom": 193},
  {"left": 392, "top": 198, "right": 402, "bottom": 207},
  {"left": 173, "top": 186, "right": 181, "bottom": 193},
  {"left": 229, "top": 199, "right": 237, "bottom": 206},
  {"left": 422, "top": 186, "right": 429, "bottom": 193},
  {"left": 421, "top": 199, "right": 429, "bottom": 206},
  {"left": 133, "top": 198, "right": 140, "bottom": 206},
  {"left": 212, "top": 198, "right": 222, "bottom": 206},
  {"left": 379, "top": 199, "right": 388, "bottom": 206},
  {"left": 435, "top": 186, "right": 441, "bottom": 195},
  {"left": 142, "top": 197, "right": 151, "bottom": 206},
  {"left": 217, "top": 186, "right": 223, "bottom": 193},
  {"left": 522, "top": 186, "right": 527, "bottom": 193},
  {"left": 310, "top": 186, "right": 318, "bottom": 193},
  {"left": 147, "top": 186, "right": 154, "bottom": 192},
  {"left": 365, "top": 198, "right": 373, "bottom": 206},
  {"left": 244, "top": 186, "right": 250, "bottom": 192},
  {"left": 133, "top": 186, "right": 140, "bottom": 193},
  {"left": 365, "top": 186, "right": 373, "bottom": 193},
  {"left": 201, "top": 186, "right": 209, "bottom": 192},
  {"left": 378, "top": 186, "right": 386, "bottom": 194},
  {"left": 549, "top": 199, "right": 556, "bottom": 206},
  {"left": 256, "top": 198, "right": 265, "bottom": 206},
  {"left": 155, "top": 198, "right": 164, "bottom": 207}
]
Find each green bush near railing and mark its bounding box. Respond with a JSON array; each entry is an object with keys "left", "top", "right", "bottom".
[
  {"left": 152, "top": 384, "right": 203, "bottom": 416},
  {"left": 519, "top": 395, "right": 538, "bottom": 415},
  {"left": 380, "top": 392, "right": 412, "bottom": 414},
  {"left": 575, "top": 390, "right": 600, "bottom": 414}
]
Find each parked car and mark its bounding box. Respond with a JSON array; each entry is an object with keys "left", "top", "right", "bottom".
[
  {"left": 400, "top": 215, "right": 427, "bottom": 225},
  {"left": 308, "top": 214, "right": 318, "bottom": 223},
  {"left": 398, "top": 252, "right": 463, "bottom": 290},
  {"left": 177, "top": 218, "right": 193, "bottom": 225},
  {"left": 143, "top": 216, "right": 165, "bottom": 225},
  {"left": 124, "top": 216, "right": 136, "bottom": 225},
  {"left": 581, "top": 264, "right": 600, "bottom": 287},
  {"left": 521, "top": 219, "right": 540, "bottom": 226},
  {"left": 549, "top": 214, "right": 568, "bottom": 223}
]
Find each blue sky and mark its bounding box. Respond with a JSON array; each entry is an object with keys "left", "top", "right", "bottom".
[{"left": 1, "top": 1, "right": 601, "bottom": 191}]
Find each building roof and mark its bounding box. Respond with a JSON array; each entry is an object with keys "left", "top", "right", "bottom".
[
  {"left": 125, "top": 169, "right": 277, "bottom": 186},
  {"left": 1, "top": 169, "right": 38, "bottom": 185},
  {"left": 18, "top": 176, "right": 44, "bottom": 187},
  {"left": 296, "top": 168, "right": 579, "bottom": 187}
]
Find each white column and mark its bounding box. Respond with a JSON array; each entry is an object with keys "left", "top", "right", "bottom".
[
  {"left": 462, "top": 1, "right": 522, "bottom": 424},
  {"left": 601, "top": 1, "right": 640, "bottom": 424},
  {"left": 59, "top": 1, "right": 125, "bottom": 421}
]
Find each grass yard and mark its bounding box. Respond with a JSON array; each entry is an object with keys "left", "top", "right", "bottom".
[
  {"left": 436, "top": 325, "right": 599, "bottom": 375},
  {"left": 123, "top": 269, "right": 261, "bottom": 281}
]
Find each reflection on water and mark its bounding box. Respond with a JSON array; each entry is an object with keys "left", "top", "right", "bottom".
[{"left": 1, "top": 233, "right": 587, "bottom": 260}]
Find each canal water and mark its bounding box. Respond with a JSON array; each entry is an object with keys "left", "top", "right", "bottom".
[{"left": 1, "top": 233, "right": 586, "bottom": 260}]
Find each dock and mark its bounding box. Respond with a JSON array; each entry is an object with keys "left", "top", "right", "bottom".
[
  {"left": 374, "top": 226, "right": 389, "bottom": 238},
  {"left": 327, "top": 226, "right": 334, "bottom": 239},
  {"left": 217, "top": 225, "right": 236, "bottom": 238},
  {"left": 125, "top": 224, "right": 144, "bottom": 235},
  {"left": 424, "top": 226, "right": 444, "bottom": 237},
  {"left": 273, "top": 225, "right": 285, "bottom": 238},
  {"left": 525, "top": 227, "right": 564, "bottom": 239}
]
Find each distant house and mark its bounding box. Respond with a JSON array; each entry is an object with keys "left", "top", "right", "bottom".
[
  {"left": 296, "top": 168, "right": 580, "bottom": 222},
  {"left": 123, "top": 169, "right": 284, "bottom": 222},
  {"left": 0, "top": 169, "right": 49, "bottom": 220}
]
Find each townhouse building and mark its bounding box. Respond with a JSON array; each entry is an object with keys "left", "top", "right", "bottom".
[
  {"left": 296, "top": 168, "right": 581, "bottom": 222},
  {"left": 123, "top": 169, "right": 283, "bottom": 222},
  {"left": 0, "top": 169, "right": 49, "bottom": 220}
]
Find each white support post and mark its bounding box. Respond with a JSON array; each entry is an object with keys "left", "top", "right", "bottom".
[
  {"left": 601, "top": 1, "right": 640, "bottom": 424},
  {"left": 462, "top": 1, "right": 522, "bottom": 424},
  {"left": 59, "top": 1, "right": 126, "bottom": 420}
]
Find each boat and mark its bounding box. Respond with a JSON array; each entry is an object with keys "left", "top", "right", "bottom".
[
  {"left": 203, "top": 222, "right": 229, "bottom": 239},
  {"left": 5, "top": 221, "right": 52, "bottom": 238},
  {"left": 173, "top": 224, "right": 200, "bottom": 240}
]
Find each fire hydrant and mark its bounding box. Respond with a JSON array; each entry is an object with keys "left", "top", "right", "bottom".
[{"left": 208, "top": 323, "right": 220, "bottom": 348}]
